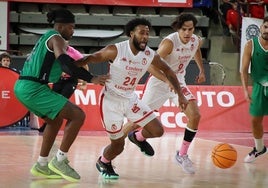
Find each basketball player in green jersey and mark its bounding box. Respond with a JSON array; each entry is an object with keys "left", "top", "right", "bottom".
[
  {"left": 241, "top": 16, "right": 268, "bottom": 163},
  {"left": 14, "top": 9, "right": 109, "bottom": 182}
]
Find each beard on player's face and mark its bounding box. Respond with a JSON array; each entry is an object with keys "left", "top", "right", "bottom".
[{"left": 133, "top": 35, "right": 147, "bottom": 51}]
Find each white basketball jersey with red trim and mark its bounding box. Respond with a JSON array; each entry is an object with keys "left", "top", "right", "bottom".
[
  {"left": 105, "top": 40, "right": 155, "bottom": 98},
  {"left": 164, "top": 33, "right": 200, "bottom": 77}
]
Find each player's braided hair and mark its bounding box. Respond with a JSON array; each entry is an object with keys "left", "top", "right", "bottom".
[{"left": 47, "top": 8, "right": 75, "bottom": 24}]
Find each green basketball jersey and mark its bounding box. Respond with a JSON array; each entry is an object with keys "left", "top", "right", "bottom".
[
  {"left": 20, "top": 30, "right": 62, "bottom": 83},
  {"left": 251, "top": 37, "right": 268, "bottom": 85}
]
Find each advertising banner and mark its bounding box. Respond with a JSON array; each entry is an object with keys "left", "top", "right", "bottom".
[
  {"left": 68, "top": 84, "right": 265, "bottom": 132},
  {"left": 58, "top": 84, "right": 267, "bottom": 132},
  {"left": 0, "top": 67, "right": 28, "bottom": 127},
  {"left": 2, "top": 78, "right": 268, "bottom": 132}
]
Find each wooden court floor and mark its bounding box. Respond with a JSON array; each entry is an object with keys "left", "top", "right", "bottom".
[{"left": 0, "top": 130, "right": 267, "bottom": 188}]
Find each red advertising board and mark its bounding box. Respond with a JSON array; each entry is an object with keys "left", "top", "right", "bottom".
[
  {"left": 1, "top": 71, "right": 268, "bottom": 132},
  {"left": 5, "top": 0, "right": 193, "bottom": 7},
  {"left": 65, "top": 84, "right": 266, "bottom": 132},
  {"left": 65, "top": 84, "right": 268, "bottom": 132},
  {"left": 0, "top": 67, "right": 28, "bottom": 127}
]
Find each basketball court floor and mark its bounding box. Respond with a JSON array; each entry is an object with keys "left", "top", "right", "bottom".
[{"left": 0, "top": 129, "right": 267, "bottom": 188}]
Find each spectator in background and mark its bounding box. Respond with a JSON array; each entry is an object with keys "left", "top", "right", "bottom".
[
  {"left": 226, "top": 1, "right": 244, "bottom": 34},
  {"left": 220, "top": 0, "right": 234, "bottom": 18},
  {"left": 0, "top": 52, "right": 11, "bottom": 67},
  {"left": 220, "top": 0, "right": 236, "bottom": 35},
  {"left": 247, "top": 0, "right": 268, "bottom": 19}
]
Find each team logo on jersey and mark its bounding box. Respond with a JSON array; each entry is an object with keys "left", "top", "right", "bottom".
[
  {"left": 191, "top": 37, "right": 195, "bottom": 42},
  {"left": 145, "top": 50, "right": 150, "bottom": 56},
  {"left": 246, "top": 24, "right": 260, "bottom": 40},
  {"left": 111, "top": 124, "right": 117, "bottom": 131},
  {"left": 190, "top": 44, "right": 194, "bottom": 51},
  {"left": 142, "top": 58, "right": 147, "bottom": 65},
  {"left": 132, "top": 104, "right": 141, "bottom": 113}
]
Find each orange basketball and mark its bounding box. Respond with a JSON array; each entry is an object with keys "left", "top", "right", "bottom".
[{"left": 211, "top": 143, "right": 237, "bottom": 169}]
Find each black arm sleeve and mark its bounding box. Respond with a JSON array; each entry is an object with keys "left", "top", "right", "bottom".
[{"left": 57, "top": 54, "right": 94, "bottom": 83}]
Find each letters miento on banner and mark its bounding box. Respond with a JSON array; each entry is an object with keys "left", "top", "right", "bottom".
[
  {"left": 65, "top": 85, "right": 267, "bottom": 132},
  {"left": 4, "top": 82, "right": 268, "bottom": 132}
]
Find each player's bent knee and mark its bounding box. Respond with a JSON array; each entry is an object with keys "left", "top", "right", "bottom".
[{"left": 73, "top": 107, "right": 86, "bottom": 122}]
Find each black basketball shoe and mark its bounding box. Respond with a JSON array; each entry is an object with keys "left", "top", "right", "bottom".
[
  {"left": 128, "top": 130, "right": 154, "bottom": 156},
  {"left": 96, "top": 157, "right": 119, "bottom": 179}
]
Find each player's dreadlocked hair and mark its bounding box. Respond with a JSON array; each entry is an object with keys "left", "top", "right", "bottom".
[
  {"left": 171, "top": 13, "right": 197, "bottom": 31},
  {"left": 125, "top": 18, "right": 152, "bottom": 37},
  {"left": 47, "top": 8, "right": 75, "bottom": 24}
]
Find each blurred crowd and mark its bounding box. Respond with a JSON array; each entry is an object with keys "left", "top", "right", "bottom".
[{"left": 219, "top": 0, "right": 268, "bottom": 36}]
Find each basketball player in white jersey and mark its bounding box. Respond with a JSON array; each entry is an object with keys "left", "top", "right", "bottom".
[
  {"left": 78, "top": 18, "right": 188, "bottom": 179},
  {"left": 141, "top": 13, "right": 206, "bottom": 174}
]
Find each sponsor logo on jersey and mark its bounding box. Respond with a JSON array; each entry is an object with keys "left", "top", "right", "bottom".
[{"left": 142, "top": 58, "right": 147, "bottom": 65}]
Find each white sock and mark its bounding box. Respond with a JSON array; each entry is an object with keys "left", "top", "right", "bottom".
[
  {"left": 56, "top": 149, "right": 67, "bottom": 162},
  {"left": 254, "top": 138, "right": 264, "bottom": 152},
  {"left": 37, "top": 156, "right": 48, "bottom": 166}
]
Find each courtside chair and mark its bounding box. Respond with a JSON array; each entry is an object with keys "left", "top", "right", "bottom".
[
  {"left": 194, "top": 28, "right": 203, "bottom": 37},
  {"left": 149, "top": 27, "right": 158, "bottom": 38},
  {"left": 159, "top": 7, "right": 180, "bottom": 17},
  {"left": 18, "top": 3, "right": 40, "bottom": 13},
  {"left": 113, "top": 6, "right": 135, "bottom": 16},
  {"left": 41, "top": 4, "right": 64, "bottom": 13},
  {"left": 18, "top": 45, "right": 34, "bottom": 56},
  {"left": 136, "top": 7, "right": 159, "bottom": 17},
  {"left": 65, "top": 4, "right": 87, "bottom": 15},
  {"left": 182, "top": 8, "right": 203, "bottom": 16},
  {"left": 159, "top": 27, "right": 174, "bottom": 38},
  {"left": 89, "top": 5, "right": 111, "bottom": 16}
]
